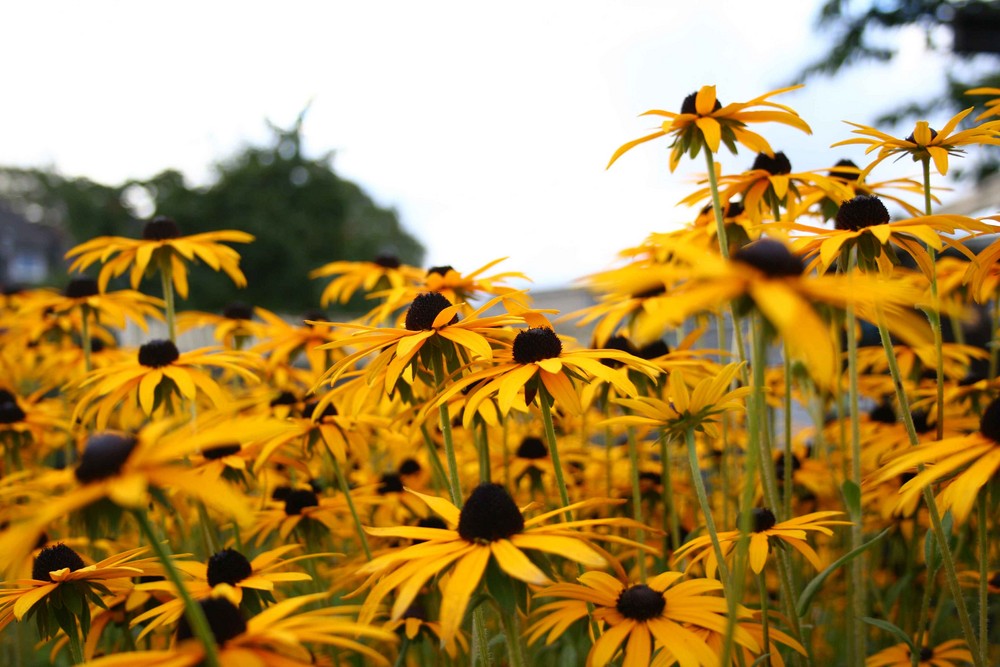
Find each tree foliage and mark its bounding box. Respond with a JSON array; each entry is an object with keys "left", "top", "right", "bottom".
[
  {"left": 796, "top": 0, "right": 1000, "bottom": 179},
  {"left": 0, "top": 111, "right": 425, "bottom": 313}
]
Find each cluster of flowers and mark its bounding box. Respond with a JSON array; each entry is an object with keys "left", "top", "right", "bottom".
[{"left": 0, "top": 83, "right": 999, "bottom": 667}]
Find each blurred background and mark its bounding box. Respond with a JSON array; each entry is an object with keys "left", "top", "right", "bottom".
[{"left": 0, "top": 0, "right": 997, "bottom": 313}]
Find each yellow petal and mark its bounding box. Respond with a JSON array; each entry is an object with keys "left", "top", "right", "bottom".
[{"left": 438, "top": 546, "right": 490, "bottom": 642}]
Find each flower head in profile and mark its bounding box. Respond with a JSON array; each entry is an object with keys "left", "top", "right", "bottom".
[
  {"left": 83, "top": 592, "right": 398, "bottom": 667},
  {"left": 309, "top": 253, "right": 425, "bottom": 307},
  {"left": 865, "top": 639, "right": 972, "bottom": 667},
  {"left": 867, "top": 395, "right": 1000, "bottom": 524},
  {"left": 354, "top": 483, "right": 647, "bottom": 643},
  {"left": 65, "top": 216, "right": 253, "bottom": 298},
  {"left": 73, "top": 339, "right": 261, "bottom": 428},
  {"left": 528, "top": 570, "right": 759, "bottom": 667},
  {"left": 671, "top": 507, "right": 850, "bottom": 577},
  {"left": 833, "top": 107, "right": 1000, "bottom": 178},
  {"left": 608, "top": 84, "right": 811, "bottom": 172}
]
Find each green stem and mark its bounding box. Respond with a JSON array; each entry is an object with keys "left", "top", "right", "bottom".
[
  {"left": 431, "top": 354, "right": 463, "bottom": 507},
  {"left": 475, "top": 420, "right": 491, "bottom": 484},
  {"left": 685, "top": 427, "right": 731, "bottom": 586},
  {"left": 782, "top": 343, "right": 793, "bottom": 519},
  {"left": 499, "top": 606, "right": 528, "bottom": 667},
  {"left": 66, "top": 618, "right": 84, "bottom": 665},
  {"left": 757, "top": 569, "right": 772, "bottom": 667},
  {"left": 80, "top": 304, "right": 92, "bottom": 373},
  {"left": 539, "top": 388, "right": 573, "bottom": 519},
  {"left": 393, "top": 636, "right": 411, "bottom": 667},
  {"left": 158, "top": 255, "right": 177, "bottom": 344},
  {"left": 661, "top": 432, "right": 680, "bottom": 555},
  {"left": 978, "top": 493, "right": 989, "bottom": 667},
  {"left": 419, "top": 424, "right": 450, "bottom": 496},
  {"left": 704, "top": 149, "right": 731, "bottom": 259},
  {"left": 133, "top": 510, "right": 221, "bottom": 667},
  {"left": 330, "top": 454, "right": 373, "bottom": 561},
  {"left": 845, "top": 275, "right": 867, "bottom": 663},
  {"left": 875, "top": 309, "right": 984, "bottom": 665},
  {"left": 472, "top": 606, "right": 493, "bottom": 667},
  {"left": 626, "top": 427, "right": 647, "bottom": 582},
  {"left": 913, "top": 560, "right": 937, "bottom": 667}
]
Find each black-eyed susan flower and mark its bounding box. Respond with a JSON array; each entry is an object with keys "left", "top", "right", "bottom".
[
  {"left": 865, "top": 639, "right": 973, "bottom": 667},
  {"left": 605, "top": 363, "right": 749, "bottom": 439},
  {"left": 0, "top": 544, "right": 159, "bottom": 639},
  {"left": 671, "top": 507, "right": 850, "bottom": 577},
  {"left": 789, "top": 194, "right": 995, "bottom": 276},
  {"left": 381, "top": 602, "right": 470, "bottom": 661},
  {"left": 833, "top": 108, "right": 1000, "bottom": 178},
  {"left": 679, "top": 151, "right": 851, "bottom": 223},
  {"left": 73, "top": 339, "right": 260, "bottom": 427},
  {"left": 315, "top": 292, "right": 526, "bottom": 396},
  {"left": 310, "top": 253, "right": 425, "bottom": 307},
  {"left": 528, "top": 569, "right": 759, "bottom": 667},
  {"left": 867, "top": 395, "right": 1000, "bottom": 524},
  {"left": 608, "top": 84, "right": 811, "bottom": 172},
  {"left": 65, "top": 216, "right": 253, "bottom": 298},
  {"left": 129, "top": 545, "right": 319, "bottom": 637},
  {"left": 355, "top": 483, "right": 647, "bottom": 643},
  {"left": 177, "top": 301, "right": 267, "bottom": 349},
  {"left": 0, "top": 415, "right": 290, "bottom": 574},
  {"left": 27, "top": 276, "right": 164, "bottom": 338},
  {"left": 83, "top": 592, "right": 398, "bottom": 667},
  {"left": 649, "top": 615, "right": 807, "bottom": 667},
  {"left": 243, "top": 484, "right": 382, "bottom": 547},
  {"left": 436, "top": 326, "right": 660, "bottom": 428}
]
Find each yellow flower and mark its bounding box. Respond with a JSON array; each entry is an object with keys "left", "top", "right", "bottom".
[
  {"left": 967, "top": 86, "right": 1000, "bottom": 120},
  {"left": 528, "top": 570, "right": 758, "bottom": 667},
  {"left": 604, "top": 363, "right": 750, "bottom": 439},
  {"left": 0, "top": 415, "right": 290, "bottom": 575},
  {"left": 436, "top": 326, "right": 660, "bottom": 428},
  {"left": 354, "top": 484, "right": 646, "bottom": 643},
  {"left": 73, "top": 339, "right": 260, "bottom": 428},
  {"left": 309, "top": 254, "right": 425, "bottom": 307},
  {"left": 671, "top": 508, "right": 850, "bottom": 576},
  {"left": 866, "top": 639, "right": 973, "bottom": 667},
  {"left": 867, "top": 396, "right": 1000, "bottom": 524},
  {"left": 608, "top": 84, "right": 811, "bottom": 172},
  {"left": 65, "top": 216, "right": 253, "bottom": 299},
  {"left": 833, "top": 107, "right": 1000, "bottom": 178},
  {"left": 83, "top": 592, "right": 398, "bottom": 667}
]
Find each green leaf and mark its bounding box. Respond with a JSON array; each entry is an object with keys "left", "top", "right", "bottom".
[
  {"left": 797, "top": 527, "right": 890, "bottom": 616},
  {"left": 485, "top": 560, "right": 517, "bottom": 616},
  {"left": 841, "top": 479, "right": 861, "bottom": 519},
  {"left": 862, "top": 616, "right": 915, "bottom": 653}
]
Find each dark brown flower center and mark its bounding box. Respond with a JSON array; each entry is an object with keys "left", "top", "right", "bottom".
[
  {"left": 732, "top": 239, "right": 804, "bottom": 278},
  {"left": 457, "top": 483, "right": 524, "bottom": 542},
  {"left": 142, "top": 216, "right": 181, "bottom": 240},
  {"left": 637, "top": 340, "right": 670, "bottom": 360},
  {"left": 0, "top": 393, "right": 25, "bottom": 424},
  {"left": 616, "top": 584, "right": 666, "bottom": 621},
  {"left": 427, "top": 265, "right": 455, "bottom": 277},
  {"left": 680, "top": 92, "right": 723, "bottom": 115},
  {"left": 516, "top": 436, "right": 548, "bottom": 460},
  {"left": 177, "top": 598, "right": 246, "bottom": 645},
  {"left": 512, "top": 327, "right": 562, "bottom": 364},
  {"left": 398, "top": 458, "right": 422, "bottom": 476},
  {"left": 750, "top": 507, "right": 777, "bottom": 533},
  {"left": 829, "top": 158, "right": 860, "bottom": 182},
  {"left": 374, "top": 254, "right": 401, "bottom": 269},
  {"left": 222, "top": 301, "right": 253, "bottom": 320},
  {"left": 302, "top": 309, "right": 328, "bottom": 327},
  {"left": 283, "top": 489, "right": 319, "bottom": 516},
  {"left": 75, "top": 433, "right": 138, "bottom": 483},
  {"left": 378, "top": 473, "right": 404, "bottom": 495},
  {"left": 206, "top": 548, "right": 253, "bottom": 587},
  {"left": 64, "top": 277, "right": 99, "bottom": 299},
  {"left": 868, "top": 401, "right": 897, "bottom": 424},
  {"left": 202, "top": 443, "right": 241, "bottom": 460},
  {"left": 835, "top": 195, "right": 890, "bottom": 232},
  {"left": 979, "top": 398, "right": 1000, "bottom": 443},
  {"left": 138, "top": 339, "right": 180, "bottom": 368},
  {"left": 905, "top": 128, "right": 938, "bottom": 145},
  {"left": 32, "top": 543, "right": 86, "bottom": 581},
  {"left": 751, "top": 151, "right": 792, "bottom": 175},
  {"left": 405, "top": 292, "right": 456, "bottom": 331}
]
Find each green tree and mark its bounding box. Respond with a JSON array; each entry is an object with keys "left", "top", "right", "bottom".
[
  {"left": 0, "top": 111, "right": 425, "bottom": 312},
  {"left": 797, "top": 0, "right": 1000, "bottom": 179}
]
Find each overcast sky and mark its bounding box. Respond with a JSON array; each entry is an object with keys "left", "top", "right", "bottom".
[{"left": 0, "top": 1, "right": 972, "bottom": 288}]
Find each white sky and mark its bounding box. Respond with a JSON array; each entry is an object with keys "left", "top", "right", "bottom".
[{"left": 0, "top": 1, "right": 974, "bottom": 289}]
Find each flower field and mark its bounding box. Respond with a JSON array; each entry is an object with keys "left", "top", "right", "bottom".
[{"left": 1, "top": 84, "right": 1000, "bottom": 666}]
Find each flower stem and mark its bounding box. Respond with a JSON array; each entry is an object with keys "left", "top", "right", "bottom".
[
  {"left": 431, "top": 353, "right": 463, "bottom": 507},
  {"left": 329, "top": 453, "right": 372, "bottom": 561},
  {"left": 660, "top": 432, "right": 681, "bottom": 555},
  {"left": 472, "top": 606, "right": 493, "bottom": 667},
  {"left": 704, "top": 149, "right": 731, "bottom": 259},
  {"left": 626, "top": 427, "right": 647, "bottom": 582},
  {"left": 475, "top": 420, "right": 491, "bottom": 484},
  {"left": 79, "top": 304, "right": 93, "bottom": 373},
  {"left": 757, "top": 569, "right": 771, "bottom": 667},
  {"left": 132, "top": 509, "right": 221, "bottom": 667},
  {"left": 499, "top": 606, "right": 528, "bottom": 667},
  {"left": 538, "top": 387, "right": 573, "bottom": 521},
  {"left": 845, "top": 272, "right": 867, "bottom": 663},
  {"left": 874, "top": 308, "right": 984, "bottom": 665},
  {"left": 978, "top": 492, "right": 989, "bottom": 667},
  {"left": 158, "top": 255, "right": 177, "bottom": 344},
  {"left": 684, "top": 427, "right": 731, "bottom": 586}
]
